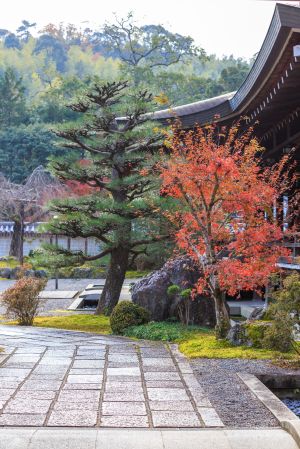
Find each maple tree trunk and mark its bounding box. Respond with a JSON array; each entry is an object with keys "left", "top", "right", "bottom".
[
  {"left": 212, "top": 285, "right": 230, "bottom": 339},
  {"left": 9, "top": 206, "right": 25, "bottom": 264},
  {"left": 95, "top": 246, "right": 129, "bottom": 315}
]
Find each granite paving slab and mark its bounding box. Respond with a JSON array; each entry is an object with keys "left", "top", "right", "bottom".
[
  {"left": 152, "top": 410, "right": 200, "bottom": 427},
  {"left": 0, "top": 325, "right": 223, "bottom": 428},
  {"left": 147, "top": 388, "right": 190, "bottom": 401},
  {"left": 47, "top": 410, "right": 98, "bottom": 426},
  {"left": 54, "top": 401, "right": 99, "bottom": 411},
  {"left": 102, "top": 401, "right": 147, "bottom": 415},
  {"left": 100, "top": 415, "right": 149, "bottom": 427},
  {"left": 0, "top": 414, "right": 46, "bottom": 426},
  {"left": 63, "top": 383, "right": 102, "bottom": 390}
]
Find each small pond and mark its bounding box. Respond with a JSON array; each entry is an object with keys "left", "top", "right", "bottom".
[{"left": 258, "top": 374, "right": 300, "bottom": 417}]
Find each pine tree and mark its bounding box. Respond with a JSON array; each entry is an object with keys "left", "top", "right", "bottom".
[
  {"left": 0, "top": 68, "right": 27, "bottom": 127},
  {"left": 45, "top": 80, "right": 169, "bottom": 314}
]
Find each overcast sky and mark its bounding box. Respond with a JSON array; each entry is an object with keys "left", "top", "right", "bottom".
[{"left": 1, "top": 1, "right": 298, "bottom": 59}]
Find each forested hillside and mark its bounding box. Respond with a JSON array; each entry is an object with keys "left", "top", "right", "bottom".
[{"left": 0, "top": 17, "right": 250, "bottom": 182}]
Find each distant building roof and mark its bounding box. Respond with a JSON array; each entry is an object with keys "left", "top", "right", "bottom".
[
  {"left": 0, "top": 222, "right": 45, "bottom": 235},
  {"left": 147, "top": 92, "right": 235, "bottom": 121}
]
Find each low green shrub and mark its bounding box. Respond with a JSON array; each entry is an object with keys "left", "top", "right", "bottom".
[
  {"left": 262, "top": 316, "right": 293, "bottom": 353},
  {"left": 259, "top": 273, "right": 300, "bottom": 353},
  {"left": 124, "top": 321, "right": 209, "bottom": 342},
  {"left": 245, "top": 322, "right": 270, "bottom": 348},
  {"left": 167, "top": 285, "right": 181, "bottom": 296},
  {"left": 245, "top": 320, "right": 292, "bottom": 353},
  {"left": 110, "top": 301, "right": 150, "bottom": 334},
  {"left": 167, "top": 284, "right": 192, "bottom": 325}
]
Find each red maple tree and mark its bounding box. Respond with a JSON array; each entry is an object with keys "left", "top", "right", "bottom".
[{"left": 161, "top": 122, "right": 293, "bottom": 338}]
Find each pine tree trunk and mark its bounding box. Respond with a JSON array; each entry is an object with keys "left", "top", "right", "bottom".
[
  {"left": 9, "top": 205, "right": 25, "bottom": 264},
  {"left": 95, "top": 246, "right": 129, "bottom": 315},
  {"left": 212, "top": 285, "right": 230, "bottom": 339}
]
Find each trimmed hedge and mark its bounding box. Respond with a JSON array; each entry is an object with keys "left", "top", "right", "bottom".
[{"left": 110, "top": 301, "right": 150, "bottom": 335}]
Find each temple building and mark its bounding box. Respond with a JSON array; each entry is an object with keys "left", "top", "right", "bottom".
[
  {"left": 147, "top": 2, "right": 300, "bottom": 268},
  {"left": 151, "top": 3, "right": 300, "bottom": 167}
]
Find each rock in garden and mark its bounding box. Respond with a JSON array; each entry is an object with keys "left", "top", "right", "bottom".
[
  {"left": 226, "top": 322, "right": 246, "bottom": 346},
  {"left": 71, "top": 267, "right": 93, "bottom": 278},
  {"left": 248, "top": 307, "right": 266, "bottom": 321},
  {"left": 0, "top": 267, "right": 12, "bottom": 279},
  {"left": 131, "top": 256, "right": 216, "bottom": 327},
  {"left": 34, "top": 269, "right": 47, "bottom": 278}
]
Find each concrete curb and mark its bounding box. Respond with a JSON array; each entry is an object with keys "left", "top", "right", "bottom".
[
  {"left": 238, "top": 372, "right": 300, "bottom": 448},
  {"left": 282, "top": 420, "right": 300, "bottom": 449},
  {"left": 0, "top": 427, "right": 298, "bottom": 449}
]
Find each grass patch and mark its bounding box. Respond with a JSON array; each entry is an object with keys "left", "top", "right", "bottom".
[
  {"left": 125, "top": 270, "right": 150, "bottom": 278},
  {"left": 0, "top": 259, "right": 19, "bottom": 269},
  {"left": 26, "top": 314, "right": 111, "bottom": 334},
  {"left": 124, "top": 321, "right": 298, "bottom": 360},
  {"left": 178, "top": 333, "right": 294, "bottom": 360}
]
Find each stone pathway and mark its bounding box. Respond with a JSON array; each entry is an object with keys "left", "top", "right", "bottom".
[{"left": 0, "top": 325, "right": 223, "bottom": 428}]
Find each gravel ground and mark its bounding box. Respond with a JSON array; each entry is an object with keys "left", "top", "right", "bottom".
[
  {"left": 0, "top": 278, "right": 138, "bottom": 292},
  {"left": 0, "top": 278, "right": 97, "bottom": 292},
  {"left": 191, "top": 358, "right": 300, "bottom": 428}
]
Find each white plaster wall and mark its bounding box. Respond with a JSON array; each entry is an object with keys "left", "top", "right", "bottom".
[{"left": 0, "top": 236, "right": 101, "bottom": 257}]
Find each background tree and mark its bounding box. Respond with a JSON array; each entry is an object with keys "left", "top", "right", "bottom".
[
  {"left": 32, "top": 76, "right": 89, "bottom": 124},
  {"left": 98, "top": 12, "right": 206, "bottom": 85},
  {"left": 0, "top": 166, "right": 63, "bottom": 262},
  {"left": 161, "top": 122, "right": 292, "bottom": 338},
  {"left": 0, "top": 67, "right": 27, "bottom": 126},
  {"left": 42, "top": 80, "right": 169, "bottom": 314},
  {"left": 0, "top": 125, "right": 63, "bottom": 183},
  {"left": 0, "top": 17, "right": 250, "bottom": 185},
  {"left": 16, "top": 20, "right": 36, "bottom": 42},
  {"left": 219, "top": 61, "right": 249, "bottom": 92}
]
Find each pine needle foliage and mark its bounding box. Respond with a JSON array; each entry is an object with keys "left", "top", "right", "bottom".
[{"left": 40, "top": 79, "right": 169, "bottom": 313}]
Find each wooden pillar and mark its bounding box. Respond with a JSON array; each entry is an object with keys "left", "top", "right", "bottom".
[{"left": 84, "top": 238, "right": 88, "bottom": 255}]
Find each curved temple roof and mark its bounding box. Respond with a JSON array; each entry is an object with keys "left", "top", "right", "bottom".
[{"left": 143, "top": 3, "right": 300, "bottom": 128}]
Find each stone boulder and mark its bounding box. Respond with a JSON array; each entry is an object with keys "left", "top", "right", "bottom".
[
  {"left": 226, "top": 322, "right": 247, "bottom": 346},
  {"left": 0, "top": 267, "right": 47, "bottom": 279},
  {"left": 71, "top": 267, "right": 93, "bottom": 279},
  {"left": 0, "top": 268, "right": 12, "bottom": 279},
  {"left": 34, "top": 269, "right": 47, "bottom": 278},
  {"left": 131, "top": 256, "right": 216, "bottom": 327},
  {"left": 247, "top": 306, "right": 266, "bottom": 321}
]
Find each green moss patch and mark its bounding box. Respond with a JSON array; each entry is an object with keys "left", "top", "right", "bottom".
[{"left": 7, "top": 314, "right": 111, "bottom": 334}]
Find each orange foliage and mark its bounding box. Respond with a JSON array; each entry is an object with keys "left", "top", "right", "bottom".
[{"left": 161, "top": 121, "right": 293, "bottom": 297}]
